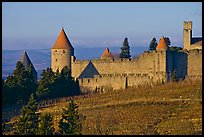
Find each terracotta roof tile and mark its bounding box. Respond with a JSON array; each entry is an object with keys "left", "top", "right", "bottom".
[
  {"left": 100, "top": 48, "right": 114, "bottom": 59},
  {"left": 156, "top": 36, "right": 168, "bottom": 50},
  {"left": 52, "top": 28, "right": 74, "bottom": 50}
]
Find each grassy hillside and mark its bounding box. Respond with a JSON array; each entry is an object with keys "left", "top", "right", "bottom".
[{"left": 4, "top": 79, "right": 202, "bottom": 135}]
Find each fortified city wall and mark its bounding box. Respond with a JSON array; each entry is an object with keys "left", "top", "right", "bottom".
[
  {"left": 72, "top": 50, "right": 169, "bottom": 92},
  {"left": 72, "top": 50, "right": 167, "bottom": 79},
  {"left": 71, "top": 49, "right": 201, "bottom": 92},
  {"left": 78, "top": 72, "right": 167, "bottom": 92}
]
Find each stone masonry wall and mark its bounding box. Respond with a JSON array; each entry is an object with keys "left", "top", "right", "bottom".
[
  {"left": 78, "top": 72, "right": 168, "bottom": 92},
  {"left": 72, "top": 50, "right": 167, "bottom": 78},
  {"left": 73, "top": 51, "right": 169, "bottom": 92},
  {"left": 71, "top": 59, "right": 89, "bottom": 78},
  {"left": 72, "top": 49, "right": 202, "bottom": 92},
  {"left": 187, "top": 49, "right": 202, "bottom": 79},
  {"left": 51, "top": 49, "right": 71, "bottom": 72}
]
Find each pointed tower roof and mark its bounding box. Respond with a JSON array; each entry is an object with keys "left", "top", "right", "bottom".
[
  {"left": 21, "top": 51, "right": 37, "bottom": 81},
  {"left": 52, "top": 28, "right": 74, "bottom": 50},
  {"left": 100, "top": 48, "right": 114, "bottom": 59},
  {"left": 156, "top": 36, "right": 169, "bottom": 50},
  {"left": 21, "top": 51, "right": 33, "bottom": 69}
]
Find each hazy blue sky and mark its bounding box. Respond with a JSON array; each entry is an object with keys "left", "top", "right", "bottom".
[{"left": 2, "top": 2, "right": 202, "bottom": 50}]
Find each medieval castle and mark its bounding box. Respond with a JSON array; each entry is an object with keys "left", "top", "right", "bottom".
[{"left": 21, "top": 21, "right": 202, "bottom": 93}]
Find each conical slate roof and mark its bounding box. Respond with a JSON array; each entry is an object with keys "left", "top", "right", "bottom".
[
  {"left": 100, "top": 48, "right": 113, "bottom": 59},
  {"left": 52, "top": 28, "right": 74, "bottom": 50},
  {"left": 21, "top": 51, "right": 37, "bottom": 81},
  {"left": 156, "top": 36, "right": 168, "bottom": 50},
  {"left": 78, "top": 61, "right": 100, "bottom": 78}
]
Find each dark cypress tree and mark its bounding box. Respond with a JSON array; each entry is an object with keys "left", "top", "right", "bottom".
[
  {"left": 37, "top": 66, "right": 80, "bottom": 100},
  {"left": 36, "top": 68, "right": 56, "bottom": 99},
  {"left": 2, "top": 79, "right": 10, "bottom": 105},
  {"left": 38, "top": 113, "right": 55, "bottom": 135},
  {"left": 58, "top": 100, "right": 84, "bottom": 135},
  {"left": 14, "top": 93, "right": 40, "bottom": 135},
  {"left": 4, "top": 61, "right": 36, "bottom": 104},
  {"left": 164, "top": 37, "right": 171, "bottom": 46},
  {"left": 120, "top": 37, "right": 131, "bottom": 58},
  {"left": 169, "top": 46, "right": 182, "bottom": 51},
  {"left": 60, "top": 66, "right": 74, "bottom": 96},
  {"left": 149, "top": 38, "right": 157, "bottom": 51}
]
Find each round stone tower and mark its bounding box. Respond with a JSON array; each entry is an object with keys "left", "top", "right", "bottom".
[{"left": 51, "top": 28, "right": 74, "bottom": 73}]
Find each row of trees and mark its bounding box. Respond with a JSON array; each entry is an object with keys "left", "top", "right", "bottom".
[
  {"left": 149, "top": 37, "right": 171, "bottom": 51},
  {"left": 149, "top": 37, "right": 182, "bottom": 51},
  {"left": 119, "top": 36, "right": 182, "bottom": 60},
  {"left": 2, "top": 62, "right": 37, "bottom": 105},
  {"left": 2, "top": 61, "right": 80, "bottom": 105},
  {"left": 13, "top": 94, "right": 84, "bottom": 135},
  {"left": 37, "top": 67, "right": 80, "bottom": 100}
]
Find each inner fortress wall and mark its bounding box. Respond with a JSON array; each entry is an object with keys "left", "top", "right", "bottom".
[
  {"left": 72, "top": 51, "right": 168, "bottom": 79},
  {"left": 71, "top": 59, "right": 89, "bottom": 78},
  {"left": 74, "top": 51, "right": 170, "bottom": 92}
]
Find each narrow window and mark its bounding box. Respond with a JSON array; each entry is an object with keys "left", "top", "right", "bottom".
[
  {"left": 56, "top": 59, "right": 57, "bottom": 62},
  {"left": 63, "top": 50, "right": 65, "bottom": 53},
  {"left": 55, "top": 50, "right": 57, "bottom": 52}
]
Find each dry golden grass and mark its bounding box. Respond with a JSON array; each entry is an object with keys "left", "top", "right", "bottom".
[{"left": 3, "top": 79, "right": 202, "bottom": 135}]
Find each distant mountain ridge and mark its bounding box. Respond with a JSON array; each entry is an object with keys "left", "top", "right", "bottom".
[{"left": 2, "top": 46, "right": 148, "bottom": 79}]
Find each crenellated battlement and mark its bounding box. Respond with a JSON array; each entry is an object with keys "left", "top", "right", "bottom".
[
  {"left": 72, "top": 50, "right": 167, "bottom": 65},
  {"left": 77, "top": 71, "right": 168, "bottom": 93},
  {"left": 188, "top": 49, "right": 202, "bottom": 54},
  {"left": 73, "top": 59, "right": 90, "bottom": 64}
]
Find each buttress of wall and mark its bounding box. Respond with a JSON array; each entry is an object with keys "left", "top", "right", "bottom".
[
  {"left": 71, "top": 60, "right": 89, "bottom": 78},
  {"left": 166, "top": 51, "right": 188, "bottom": 80},
  {"left": 91, "top": 51, "right": 167, "bottom": 75},
  {"left": 51, "top": 49, "right": 71, "bottom": 72},
  {"left": 187, "top": 49, "right": 202, "bottom": 77},
  {"left": 172, "top": 51, "right": 188, "bottom": 79}
]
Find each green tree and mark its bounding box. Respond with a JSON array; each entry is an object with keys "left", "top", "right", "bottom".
[
  {"left": 36, "top": 68, "right": 56, "bottom": 99},
  {"left": 38, "top": 113, "right": 55, "bottom": 135},
  {"left": 149, "top": 37, "right": 157, "bottom": 51},
  {"left": 4, "top": 61, "right": 37, "bottom": 105},
  {"left": 164, "top": 37, "right": 171, "bottom": 46},
  {"left": 58, "top": 100, "right": 84, "bottom": 135},
  {"left": 37, "top": 67, "right": 80, "bottom": 100},
  {"left": 14, "top": 93, "right": 40, "bottom": 135},
  {"left": 120, "top": 37, "right": 131, "bottom": 58},
  {"left": 169, "top": 46, "right": 183, "bottom": 51}
]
